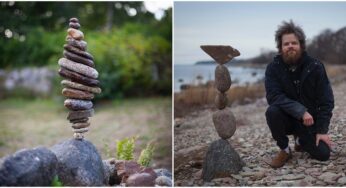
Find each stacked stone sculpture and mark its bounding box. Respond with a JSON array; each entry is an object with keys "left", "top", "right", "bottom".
[
  {"left": 200, "top": 45, "right": 244, "bottom": 181},
  {"left": 58, "top": 18, "right": 101, "bottom": 140}
]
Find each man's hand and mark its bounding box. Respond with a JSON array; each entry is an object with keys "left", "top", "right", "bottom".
[
  {"left": 302, "top": 111, "right": 314, "bottom": 126},
  {"left": 316, "top": 134, "right": 332, "bottom": 149}
]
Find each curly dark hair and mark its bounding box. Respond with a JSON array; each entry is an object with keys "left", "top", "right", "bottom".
[{"left": 275, "top": 20, "right": 306, "bottom": 53}]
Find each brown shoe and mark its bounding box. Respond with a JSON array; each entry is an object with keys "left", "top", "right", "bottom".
[{"left": 269, "top": 149, "right": 292, "bottom": 168}]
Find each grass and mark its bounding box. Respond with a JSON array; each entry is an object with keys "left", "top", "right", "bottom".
[{"left": 0, "top": 96, "right": 172, "bottom": 170}]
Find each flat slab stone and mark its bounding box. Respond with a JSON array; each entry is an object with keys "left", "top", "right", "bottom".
[
  {"left": 0, "top": 147, "right": 57, "bottom": 186},
  {"left": 215, "top": 65, "right": 231, "bottom": 93},
  {"left": 64, "top": 99, "right": 93, "bottom": 110},
  {"left": 66, "top": 37, "right": 87, "bottom": 51},
  {"left": 69, "top": 22, "right": 80, "bottom": 29},
  {"left": 62, "top": 88, "right": 94, "bottom": 100},
  {"left": 61, "top": 80, "right": 101, "bottom": 94},
  {"left": 202, "top": 139, "right": 244, "bottom": 182},
  {"left": 59, "top": 67, "right": 99, "bottom": 87},
  {"left": 63, "top": 50, "right": 94, "bottom": 67},
  {"left": 67, "top": 28, "right": 84, "bottom": 40},
  {"left": 70, "top": 117, "right": 89, "bottom": 123},
  {"left": 73, "top": 127, "right": 89, "bottom": 133},
  {"left": 200, "top": 45, "right": 240, "bottom": 64},
  {"left": 64, "top": 44, "right": 93, "bottom": 60},
  {"left": 212, "top": 107, "right": 236, "bottom": 139},
  {"left": 72, "top": 122, "right": 90, "bottom": 129},
  {"left": 59, "top": 58, "right": 98, "bottom": 79},
  {"left": 67, "top": 109, "right": 94, "bottom": 121}
]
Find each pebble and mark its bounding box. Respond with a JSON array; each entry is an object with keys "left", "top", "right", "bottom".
[
  {"left": 212, "top": 107, "right": 236, "bottom": 139},
  {"left": 63, "top": 50, "right": 94, "bottom": 67},
  {"left": 70, "top": 117, "right": 89, "bottom": 124},
  {"left": 67, "top": 109, "right": 94, "bottom": 121},
  {"left": 69, "top": 17, "right": 79, "bottom": 23},
  {"left": 58, "top": 58, "right": 98, "bottom": 79},
  {"left": 337, "top": 176, "right": 346, "bottom": 185},
  {"left": 59, "top": 67, "right": 99, "bottom": 87},
  {"left": 64, "top": 99, "right": 93, "bottom": 110},
  {"left": 62, "top": 88, "right": 94, "bottom": 100},
  {"left": 69, "top": 22, "right": 81, "bottom": 29},
  {"left": 73, "top": 132, "right": 84, "bottom": 140},
  {"left": 61, "top": 80, "right": 101, "bottom": 94},
  {"left": 66, "top": 37, "right": 87, "bottom": 51},
  {"left": 72, "top": 122, "right": 90, "bottom": 129},
  {"left": 155, "top": 176, "right": 172, "bottom": 187},
  {"left": 63, "top": 44, "right": 94, "bottom": 60},
  {"left": 73, "top": 127, "right": 89, "bottom": 133},
  {"left": 67, "top": 28, "right": 84, "bottom": 40},
  {"left": 215, "top": 91, "right": 228, "bottom": 109},
  {"left": 214, "top": 65, "right": 231, "bottom": 93}
]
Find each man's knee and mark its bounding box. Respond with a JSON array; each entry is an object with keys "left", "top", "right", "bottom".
[
  {"left": 265, "top": 105, "right": 282, "bottom": 119},
  {"left": 313, "top": 142, "right": 330, "bottom": 161}
]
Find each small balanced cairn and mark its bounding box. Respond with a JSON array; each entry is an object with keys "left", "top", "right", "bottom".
[
  {"left": 58, "top": 18, "right": 101, "bottom": 140},
  {"left": 200, "top": 45, "right": 244, "bottom": 182}
]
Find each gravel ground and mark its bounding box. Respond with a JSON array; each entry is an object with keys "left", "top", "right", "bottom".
[{"left": 174, "top": 81, "right": 346, "bottom": 186}]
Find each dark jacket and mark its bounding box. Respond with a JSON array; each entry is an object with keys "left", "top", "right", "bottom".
[{"left": 265, "top": 51, "right": 334, "bottom": 134}]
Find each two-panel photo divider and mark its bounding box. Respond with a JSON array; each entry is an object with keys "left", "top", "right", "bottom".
[{"left": 1, "top": 1, "right": 346, "bottom": 187}]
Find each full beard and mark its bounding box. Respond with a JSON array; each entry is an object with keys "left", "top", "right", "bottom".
[{"left": 282, "top": 49, "right": 302, "bottom": 64}]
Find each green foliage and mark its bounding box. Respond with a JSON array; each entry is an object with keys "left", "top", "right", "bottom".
[
  {"left": 116, "top": 136, "right": 137, "bottom": 160},
  {"left": 137, "top": 142, "right": 155, "bottom": 167},
  {"left": 51, "top": 175, "right": 63, "bottom": 187},
  {"left": 114, "top": 136, "right": 155, "bottom": 167},
  {"left": 0, "top": 2, "right": 172, "bottom": 98}
]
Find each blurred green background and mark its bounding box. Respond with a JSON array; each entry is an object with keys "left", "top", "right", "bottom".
[
  {"left": 0, "top": 1, "right": 172, "bottom": 99},
  {"left": 0, "top": 1, "right": 172, "bottom": 170}
]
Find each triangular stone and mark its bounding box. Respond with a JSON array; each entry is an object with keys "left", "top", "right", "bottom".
[
  {"left": 202, "top": 139, "right": 244, "bottom": 182},
  {"left": 200, "top": 45, "right": 240, "bottom": 64}
]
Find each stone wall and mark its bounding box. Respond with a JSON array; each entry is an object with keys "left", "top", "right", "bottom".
[{"left": 0, "top": 67, "right": 56, "bottom": 98}]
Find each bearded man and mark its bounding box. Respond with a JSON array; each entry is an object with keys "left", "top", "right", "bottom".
[{"left": 265, "top": 20, "right": 334, "bottom": 168}]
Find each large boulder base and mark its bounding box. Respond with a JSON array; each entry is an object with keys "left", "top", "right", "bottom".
[
  {"left": 202, "top": 139, "right": 244, "bottom": 182},
  {"left": 0, "top": 147, "right": 57, "bottom": 186},
  {"left": 50, "top": 139, "right": 105, "bottom": 186}
]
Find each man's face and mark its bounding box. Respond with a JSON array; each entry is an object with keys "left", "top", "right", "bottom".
[{"left": 281, "top": 33, "right": 302, "bottom": 64}]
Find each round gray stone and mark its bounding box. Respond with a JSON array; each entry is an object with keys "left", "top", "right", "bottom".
[
  {"left": 212, "top": 107, "right": 236, "bottom": 139},
  {"left": 214, "top": 65, "right": 231, "bottom": 93},
  {"left": 126, "top": 173, "right": 156, "bottom": 187},
  {"left": 64, "top": 99, "right": 93, "bottom": 110},
  {"left": 0, "top": 147, "right": 57, "bottom": 186},
  {"left": 155, "top": 176, "right": 172, "bottom": 186},
  {"left": 50, "top": 139, "right": 105, "bottom": 186},
  {"left": 215, "top": 92, "right": 228, "bottom": 109}
]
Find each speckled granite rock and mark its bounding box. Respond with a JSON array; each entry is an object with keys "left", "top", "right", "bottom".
[
  {"left": 61, "top": 80, "right": 101, "bottom": 94},
  {"left": 59, "top": 67, "right": 99, "bottom": 87},
  {"left": 62, "top": 88, "right": 94, "bottom": 100},
  {"left": 64, "top": 99, "right": 93, "bottom": 110},
  {"left": 58, "top": 58, "right": 98, "bottom": 79},
  {"left": 67, "top": 109, "right": 94, "bottom": 121}
]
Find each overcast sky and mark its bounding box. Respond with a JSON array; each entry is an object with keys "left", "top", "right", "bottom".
[{"left": 174, "top": 1, "right": 346, "bottom": 65}]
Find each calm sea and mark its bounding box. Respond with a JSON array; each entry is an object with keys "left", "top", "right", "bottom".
[{"left": 174, "top": 64, "right": 265, "bottom": 92}]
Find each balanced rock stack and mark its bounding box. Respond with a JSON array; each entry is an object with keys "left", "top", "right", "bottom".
[
  {"left": 200, "top": 45, "right": 244, "bottom": 181},
  {"left": 58, "top": 18, "right": 101, "bottom": 140}
]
